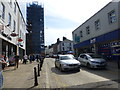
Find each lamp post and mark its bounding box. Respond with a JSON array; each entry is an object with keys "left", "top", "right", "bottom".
[{"left": 17, "top": 37, "right": 23, "bottom": 56}]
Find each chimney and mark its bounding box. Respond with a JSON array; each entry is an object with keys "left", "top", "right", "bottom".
[
  {"left": 63, "top": 37, "right": 67, "bottom": 41},
  {"left": 57, "top": 38, "right": 60, "bottom": 43}
]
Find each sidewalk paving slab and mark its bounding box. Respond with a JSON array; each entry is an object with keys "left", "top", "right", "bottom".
[
  {"left": 2, "top": 58, "right": 120, "bottom": 89},
  {"left": 3, "top": 62, "right": 39, "bottom": 89}
]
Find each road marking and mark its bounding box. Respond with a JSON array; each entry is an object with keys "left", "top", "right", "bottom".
[{"left": 45, "top": 61, "right": 50, "bottom": 88}]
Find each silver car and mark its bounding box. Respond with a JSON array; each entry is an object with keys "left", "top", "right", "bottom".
[
  {"left": 55, "top": 54, "right": 81, "bottom": 72},
  {"left": 78, "top": 53, "right": 107, "bottom": 69}
]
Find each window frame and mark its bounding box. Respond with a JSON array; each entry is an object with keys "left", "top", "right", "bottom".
[
  {"left": 1, "top": 3, "right": 5, "bottom": 20},
  {"left": 13, "top": 20, "right": 16, "bottom": 32},
  {"left": 8, "top": 13, "right": 12, "bottom": 27},
  {"left": 108, "top": 10, "right": 116, "bottom": 24},
  {"left": 80, "top": 30, "right": 83, "bottom": 37},
  {"left": 86, "top": 26, "right": 90, "bottom": 35},
  {"left": 95, "top": 19, "right": 101, "bottom": 30}
]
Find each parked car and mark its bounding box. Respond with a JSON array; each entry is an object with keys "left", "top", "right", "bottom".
[
  {"left": 55, "top": 54, "right": 81, "bottom": 72},
  {"left": 52, "top": 54, "right": 58, "bottom": 58},
  {"left": 78, "top": 53, "right": 107, "bottom": 69}
]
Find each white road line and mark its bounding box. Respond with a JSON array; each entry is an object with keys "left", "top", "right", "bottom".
[{"left": 45, "top": 61, "right": 50, "bottom": 88}]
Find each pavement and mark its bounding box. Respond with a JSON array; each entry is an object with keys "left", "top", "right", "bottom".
[{"left": 2, "top": 59, "right": 120, "bottom": 89}]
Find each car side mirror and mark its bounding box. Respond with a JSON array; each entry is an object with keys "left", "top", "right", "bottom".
[{"left": 56, "top": 56, "right": 59, "bottom": 60}]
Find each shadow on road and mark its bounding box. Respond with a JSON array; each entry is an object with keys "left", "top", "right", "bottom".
[
  {"left": 80, "top": 65, "right": 119, "bottom": 82},
  {"left": 51, "top": 67, "right": 80, "bottom": 75},
  {"left": 65, "top": 79, "right": 119, "bottom": 89},
  {"left": 27, "top": 85, "right": 36, "bottom": 90}
]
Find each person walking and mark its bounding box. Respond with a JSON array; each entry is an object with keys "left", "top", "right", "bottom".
[
  {"left": 0, "top": 54, "right": 7, "bottom": 89},
  {"left": 29, "top": 54, "right": 33, "bottom": 63},
  {"left": 14, "top": 55, "right": 19, "bottom": 69},
  {"left": 23, "top": 55, "right": 28, "bottom": 64},
  {"left": 36, "top": 55, "right": 39, "bottom": 62}
]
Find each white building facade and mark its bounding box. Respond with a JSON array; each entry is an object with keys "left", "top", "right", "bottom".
[
  {"left": 72, "top": 1, "right": 120, "bottom": 60},
  {"left": 57, "top": 39, "right": 74, "bottom": 54},
  {"left": 0, "top": 0, "right": 26, "bottom": 59}
]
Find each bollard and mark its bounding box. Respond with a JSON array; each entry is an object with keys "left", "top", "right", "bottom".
[
  {"left": 34, "top": 67, "right": 38, "bottom": 86},
  {"left": 39, "top": 62, "right": 41, "bottom": 71},
  {"left": 38, "top": 64, "right": 40, "bottom": 76}
]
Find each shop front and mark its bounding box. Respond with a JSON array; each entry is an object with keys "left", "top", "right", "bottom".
[{"left": 74, "top": 29, "right": 120, "bottom": 61}]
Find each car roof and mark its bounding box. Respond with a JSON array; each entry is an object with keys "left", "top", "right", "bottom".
[
  {"left": 80, "top": 53, "right": 95, "bottom": 55},
  {"left": 59, "top": 54, "right": 74, "bottom": 57}
]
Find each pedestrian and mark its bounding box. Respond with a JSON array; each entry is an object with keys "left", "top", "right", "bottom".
[
  {"left": 36, "top": 55, "right": 39, "bottom": 62},
  {"left": 29, "top": 54, "right": 33, "bottom": 63},
  {"left": 32, "top": 54, "right": 35, "bottom": 61},
  {"left": 23, "top": 55, "right": 28, "bottom": 64},
  {"left": 2, "top": 55, "right": 6, "bottom": 70},
  {"left": 14, "top": 55, "right": 19, "bottom": 69},
  {"left": 0, "top": 54, "right": 7, "bottom": 89}
]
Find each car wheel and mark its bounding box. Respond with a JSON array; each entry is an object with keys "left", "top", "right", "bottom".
[
  {"left": 59, "top": 65, "right": 63, "bottom": 72},
  {"left": 55, "top": 62, "right": 57, "bottom": 68},
  {"left": 87, "top": 63, "right": 91, "bottom": 68}
]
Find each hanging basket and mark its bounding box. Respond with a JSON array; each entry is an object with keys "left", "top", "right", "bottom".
[
  {"left": 10, "top": 33, "right": 18, "bottom": 37},
  {"left": 18, "top": 38, "right": 23, "bottom": 42}
]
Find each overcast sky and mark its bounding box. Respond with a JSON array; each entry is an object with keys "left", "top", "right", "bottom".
[{"left": 18, "top": 0, "right": 113, "bottom": 46}]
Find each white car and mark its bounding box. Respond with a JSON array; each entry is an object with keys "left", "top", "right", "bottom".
[
  {"left": 78, "top": 53, "right": 107, "bottom": 69},
  {"left": 55, "top": 54, "right": 81, "bottom": 72}
]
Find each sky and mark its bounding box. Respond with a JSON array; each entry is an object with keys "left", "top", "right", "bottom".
[{"left": 17, "top": 0, "right": 113, "bottom": 46}]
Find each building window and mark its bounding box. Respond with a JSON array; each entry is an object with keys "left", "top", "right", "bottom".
[
  {"left": 86, "top": 26, "right": 90, "bottom": 35},
  {"left": 108, "top": 10, "right": 116, "bottom": 24},
  {"left": 69, "top": 47, "right": 72, "bottom": 50},
  {"left": 8, "top": 13, "right": 11, "bottom": 27},
  {"left": 13, "top": 20, "right": 16, "bottom": 32},
  {"left": 95, "top": 19, "right": 101, "bottom": 30},
  {"left": 1, "top": 3, "right": 5, "bottom": 19},
  {"left": 80, "top": 31, "right": 83, "bottom": 37},
  {"left": 14, "top": 3, "right": 16, "bottom": 13},
  {"left": 75, "top": 34, "right": 80, "bottom": 43},
  {"left": 62, "top": 47, "right": 64, "bottom": 51},
  {"left": 9, "top": 0, "right": 12, "bottom": 7}
]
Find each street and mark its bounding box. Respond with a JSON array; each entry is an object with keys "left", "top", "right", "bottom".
[
  {"left": 2, "top": 58, "right": 120, "bottom": 89},
  {"left": 42, "top": 58, "right": 119, "bottom": 88}
]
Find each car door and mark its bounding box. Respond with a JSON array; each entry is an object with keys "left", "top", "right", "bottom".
[
  {"left": 55, "top": 57, "right": 61, "bottom": 68},
  {"left": 79, "top": 55, "right": 86, "bottom": 66},
  {"left": 83, "top": 55, "right": 89, "bottom": 66}
]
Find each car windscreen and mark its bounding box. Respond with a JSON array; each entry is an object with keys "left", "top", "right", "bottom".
[
  {"left": 88, "top": 54, "right": 103, "bottom": 58},
  {"left": 60, "top": 55, "right": 74, "bottom": 60}
]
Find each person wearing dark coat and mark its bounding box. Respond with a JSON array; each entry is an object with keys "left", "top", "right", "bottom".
[{"left": 14, "top": 55, "right": 19, "bottom": 69}]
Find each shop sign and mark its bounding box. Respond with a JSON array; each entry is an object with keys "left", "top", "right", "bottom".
[
  {"left": 111, "top": 45, "right": 120, "bottom": 56},
  {"left": 90, "top": 38, "right": 96, "bottom": 44}
]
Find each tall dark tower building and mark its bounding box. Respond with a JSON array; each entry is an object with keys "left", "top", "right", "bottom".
[{"left": 26, "top": 2, "right": 44, "bottom": 55}]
